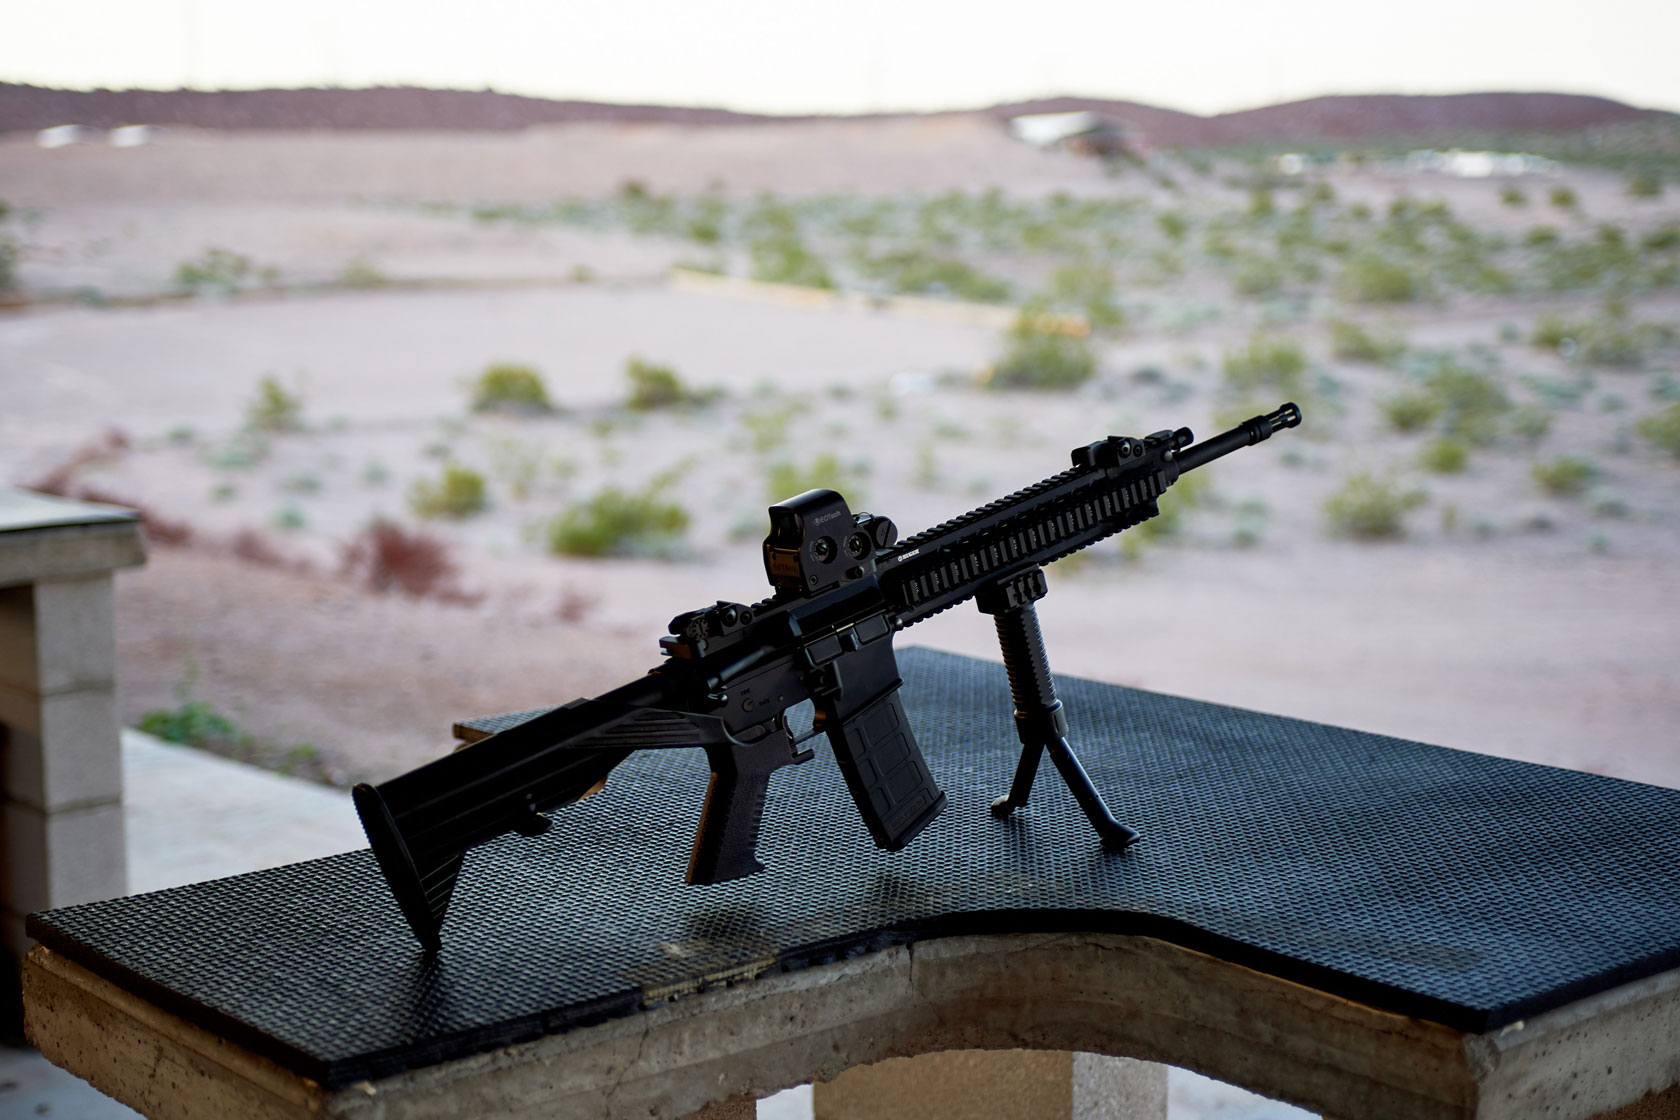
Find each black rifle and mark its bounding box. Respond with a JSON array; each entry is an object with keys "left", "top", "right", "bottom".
[{"left": 354, "top": 403, "right": 1303, "bottom": 950}]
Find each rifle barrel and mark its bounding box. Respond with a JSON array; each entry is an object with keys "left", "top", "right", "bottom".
[{"left": 1175, "top": 402, "right": 1301, "bottom": 474}]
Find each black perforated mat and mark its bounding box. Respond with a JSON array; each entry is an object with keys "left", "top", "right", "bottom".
[{"left": 30, "top": 648, "right": 1680, "bottom": 1089}]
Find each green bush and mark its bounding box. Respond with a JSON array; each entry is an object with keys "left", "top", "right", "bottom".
[
  {"left": 1531, "top": 455, "right": 1596, "bottom": 496},
  {"left": 1419, "top": 437, "right": 1469, "bottom": 473},
  {"left": 1232, "top": 255, "right": 1284, "bottom": 298},
  {"left": 1323, "top": 472, "right": 1425, "bottom": 539},
  {"left": 1636, "top": 403, "right": 1680, "bottom": 459},
  {"left": 139, "top": 698, "right": 241, "bottom": 747},
  {"left": 1499, "top": 185, "right": 1527, "bottom": 207},
  {"left": 1049, "top": 262, "right": 1125, "bottom": 329},
  {"left": 1627, "top": 172, "right": 1663, "bottom": 199},
  {"left": 0, "top": 235, "right": 17, "bottom": 292},
  {"left": 1222, "top": 335, "right": 1307, "bottom": 396},
  {"left": 338, "top": 256, "right": 387, "bottom": 288},
  {"left": 1328, "top": 319, "right": 1405, "bottom": 364},
  {"left": 1524, "top": 226, "right": 1561, "bottom": 248},
  {"left": 747, "top": 207, "right": 833, "bottom": 289},
  {"left": 1548, "top": 185, "right": 1579, "bottom": 211},
  {"left": 1156, "top": 211, "right": 1189, "bottom": 243},
  {"left": 1425, "top": 362, "right": 1510, "bottom": 444},
  {"left": 548, "top": 482, "right": 689, "bottom": 557},
  {"left": 766, "top": 454, "right": 862, "bottom": 503},
  {"left": 409, "top": 463, "right": 488, "bottom": 518},
  {"left": 626, "top": 357, "right": 698, "bottom": 410},
  {"left": 1530, "top": 314, "right": 1572, "bottom": 351},
  {"left": 1643, "top": 223, "right": 1680, "bottom": 251},
  {"left": 245, "top": 376, "right": 304, "bottom": 432},
  {"left": 1511, "top": 405, "right": 1555, "bottom": 443},
  {"left": 1379, "top": 391, "right": 1441, "bottom": 433},
  {"left": 471, "top": 363, "right": 552, "bottom": 413},
  {"left": 985, "top": 311, "right": 1096, "bottom": 391},
  {"left": 862, "top": 250, "right": 1010, "bottom": 302},
  {"left": 174, "top": 247, "right": 255, "bottom": 290},
  {"left": 1338, "top": 254, "right": 1423, "bottom": 303}
]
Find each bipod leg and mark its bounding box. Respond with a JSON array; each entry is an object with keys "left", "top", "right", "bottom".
[{"left": 978, "top": 571, "right": 1139, "bottom": 852}]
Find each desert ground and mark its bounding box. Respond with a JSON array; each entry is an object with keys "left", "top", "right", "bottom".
[{"left": 2, "top": 114, "right": 1677, "bottom": 803}]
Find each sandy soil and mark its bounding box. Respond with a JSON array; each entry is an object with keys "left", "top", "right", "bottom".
[{"left": 2, "top": 123, "right": 1677, "bottom": 796}]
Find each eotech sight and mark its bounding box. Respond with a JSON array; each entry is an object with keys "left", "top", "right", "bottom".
[{"left": 354, "top": 403, "right": 1303, "bottom": 950}]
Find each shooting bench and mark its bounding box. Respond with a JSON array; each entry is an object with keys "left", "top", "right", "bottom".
[{"left": 21, "top": 648, "right": 1680, "bottom": 1119}]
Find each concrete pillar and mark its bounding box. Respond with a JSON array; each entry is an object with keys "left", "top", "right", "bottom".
[
  {"left": 0, "top": 491, "right": 145, "bottom": 1037},
  {"left": 812, "top": 1050, "right": 1167, "bottom": 1120}
]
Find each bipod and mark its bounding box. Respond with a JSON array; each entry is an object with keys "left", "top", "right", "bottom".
[{"left": 977, "top": 567, "right": 1139, "bottom": 852}]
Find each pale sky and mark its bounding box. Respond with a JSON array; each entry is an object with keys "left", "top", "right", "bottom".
[{"left": 3, "top": 0, "right": 1677, "bottom": 118}]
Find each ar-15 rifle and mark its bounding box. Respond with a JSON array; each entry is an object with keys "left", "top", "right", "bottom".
[{"left": 354, "top": 403, "right": 1303, "bottom": 950}]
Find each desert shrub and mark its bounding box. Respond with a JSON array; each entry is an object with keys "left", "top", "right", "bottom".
[
  {"left": 1049, "top": 262, "right": 1125, "bottom": 329},
  {"left": 340, "top": 519, "right": 474, "bottom": 601},
  {"left": 1548, "top": 186, "right": 1579, "bottom": 210},
  {"left": 861, "top": 250, "right": 1010, "bottom": 302},
  {"left": 1378, "top": 391, "right": 1440, "bottom": 432},
  {"left": 1536, "top": 307, "right": 1654, "bottom": 367},
  {"left": 1222, "top": 335, "right": 1307, "bottom": 396},
  {"left": 548, "top": 482, "right": 689, "bottom": 557},
  {"left": 0, "top": 235, "right": 17, "bottom": 292},
  {"left": 1156, "top": 211, "right": 1189, "bottom": 243},
  {"left": 766, "top": 454, "right": 862, "bottom": 503},
  {"left": 1524, "top": 226, "right": 1561, "bottom": 248},
  {"left": 1247, "top": 188, "right": 1275, "bottom": 219},
  {"left": 338, "top": 256, "right": 387, "bottom": 288},
  {"left": 1328, "top": 319, "right": 1406, "bottom": 364},
  {"left": 1499, "top": 185, "right": 1527, "bottom": 207},
  {"left": 1643, "top": 223, "right": 1680, "bottom": 251},
  {"left": 471, "top": 363, "right": 552, "bottom": 413},
  {"left": 409, "top": 463, "right": 488, "bottom": 518},
  {"left": 1577, "top": 319, "right": 1647, "bottom": 368},
  {"left": 140, "top": 697, "right": 241, "bottom": 748},
  {"left": 1510, "top": 405, "right": 1555, "bottom": 443},
  {"left": 739, "top": 401, "right": 809, "bottom": 453},
  {"left": 1530, "top": 314, "right": 1572, "bottom": 351},
  {"left": 1425, "top": 362, "right": 1510, "bottom": 444},
  {"left": 1531, "top": 455, "right": 1596, "bottom": 496},
  {"left": 174, "top": 247, "right": 255, "bottom": 290},
  {"left": 1232, "top": 255, "right": 1284, "bottom": 298},
  {"left": 626, "top": 357, "right": 699, "bottom": 410},
  {"left": 985, "top": 311, "right": 1096, "bottom": 391},
  {"left": 1636, "top": 403, "right": 1680, "bottom": 459},
  {"left": 1627, "top": 172, "right": 1663, "bottom": 199},
  {"left": 1338, "top": 254, "right": 1423, "bottom": 303},
  {"left": 747, "top": 207, "right": 833, "bottom": 289},
  {"left": 1418, "top": 437, "right": 1469, "bottom": 473},
  {"left": 1323, "top": 472, "right": 1425, "bottom": 539},
  {"left": 245, "top": 377, "right": 304, "bottom": 432}
]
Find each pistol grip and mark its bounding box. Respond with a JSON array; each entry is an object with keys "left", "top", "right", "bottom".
[
  {"left": 823, "top": 686, "right": 946, "bottom": 851},
  {"left": 686, "top": 744, "right": 778, "bottom": 885}
]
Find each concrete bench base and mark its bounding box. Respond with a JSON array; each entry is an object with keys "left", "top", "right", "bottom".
[{"left": 26, "top": 930, "right": 1678, "bottom": 1119}]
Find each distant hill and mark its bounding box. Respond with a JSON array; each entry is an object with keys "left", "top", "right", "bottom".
[
  {"left": 0, "top": 83, "right": 1668, "bottom": 147},
  {"left": 0, "top": 84, "right": 783, "bottom": 133}
]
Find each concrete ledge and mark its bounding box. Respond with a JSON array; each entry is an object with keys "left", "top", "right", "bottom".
[
  {"left": 25, "top": 931, "right": 1679, "bottom": 1119},
  {"left": 0, "top": 523, "right": 146, "bottom": 589}
]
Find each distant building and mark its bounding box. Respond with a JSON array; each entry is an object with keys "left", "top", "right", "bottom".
[
  {"left": 36, "top": 124, "right": 100, "bottom": 148},
  {"left": 1405, "top": 149, "right": 1558, "bottom": 178},
  {"left": 1009, "top": 111, "right": 1145, "bottom": 159}
]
